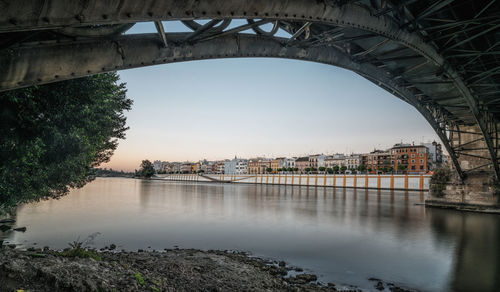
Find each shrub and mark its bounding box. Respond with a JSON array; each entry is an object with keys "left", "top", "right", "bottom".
[{"left": 430, "top": 168, "right": 451, "bottom": 197}]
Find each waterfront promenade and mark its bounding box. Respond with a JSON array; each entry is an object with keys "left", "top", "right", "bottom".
[{"left": 156, "top": 173, "right": 431, "bottom": 191}]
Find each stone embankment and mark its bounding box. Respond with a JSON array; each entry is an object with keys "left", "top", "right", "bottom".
[{"left": 0, "top": 247, "right": 414, "bottom": 292}]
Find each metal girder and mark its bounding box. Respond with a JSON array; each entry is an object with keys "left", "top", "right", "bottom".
[
  {"left": 0, "top": 33, "right": 467, "bottom": 180},
  {"left": 0, "top": 0, "right": 498, "bottom": 179}
]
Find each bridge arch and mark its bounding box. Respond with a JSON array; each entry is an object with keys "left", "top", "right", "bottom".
[{"left": 1, "top": 0, "right": 499, "bottom": 183}]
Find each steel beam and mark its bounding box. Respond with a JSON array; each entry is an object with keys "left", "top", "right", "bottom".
[{"left": 0, "top": 32, "right": 466, "bottom": 180}]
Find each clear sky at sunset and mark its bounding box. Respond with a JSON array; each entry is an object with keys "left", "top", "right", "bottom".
[{"left": 101, "top": 22, "right": 440, "bottom": 171}]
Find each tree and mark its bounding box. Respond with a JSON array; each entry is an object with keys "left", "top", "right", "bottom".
[
  {"left": 340, "top": 166, "right": 347, "bottom": 173},
  {"left": 326, "top": 168, "right": 333, "bottom": 174},
  {"left": 266, "top": 167, "right": 273, "bottom": 173},
  {"left": 357, "top": 164, "right": 366, "bottom": 173},
  {"left": 333, "top": 165, "right": 340, "bottom": 173},
  {"left": 305, "top": 167, "right": 311, "bottom": 173},
  {"left": 138, "top": 160, "right": 155, "bottom": 178},
  {"left": 0, "top": 72, "right": 132, "bottom": 211},
  {"left": 294, "top": 167, "right": 299, "bottom": 172},
  {"left": 318, "top": 166, "right": 326, "bottom": 173},
  {"left": 397, "top": 164, "right": 407, "bottom": 173}
]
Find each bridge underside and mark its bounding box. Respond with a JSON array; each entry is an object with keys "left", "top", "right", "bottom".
[{"left": 1, "top": 0, "right": 499, "bottom": 205}]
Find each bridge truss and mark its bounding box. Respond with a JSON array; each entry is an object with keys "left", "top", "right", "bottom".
[{"left": 0, "top": 0, "right": 499, "bottom": 181}]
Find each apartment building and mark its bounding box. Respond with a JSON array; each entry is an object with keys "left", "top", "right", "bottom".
[
  {"left": 391, "top": 143, "right": 429, "bottom": 173},
  {"left": 248, "top": 158, "right": 271, "bottom": 174},
  {"left": 365, "top": 150, "right": 392, "bottom": 173},
  {"left": 295, "top": 157, "right": 310, "bottom": 173},
  {"left": 224, "top": 157, "right": 248, "bottom": 174}
]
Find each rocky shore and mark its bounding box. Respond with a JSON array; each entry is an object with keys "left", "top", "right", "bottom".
[
  {"left": 0, "top": 247, "right": 341, "bottom": 292},
  {"left": 0, "top": 246, "right": 416, "bottom": 292}
]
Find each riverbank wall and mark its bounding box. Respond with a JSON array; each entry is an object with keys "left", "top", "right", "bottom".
[{"left": 155, "top": 174, "right": 431, "bottom": 191}]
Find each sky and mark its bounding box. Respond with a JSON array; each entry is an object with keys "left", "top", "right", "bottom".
[{"left": 101, "top": 21, "right": 440, "bottom": 171}]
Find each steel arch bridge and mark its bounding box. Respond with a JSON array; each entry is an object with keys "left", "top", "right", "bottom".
[{"left": 1, "top": 0, "right": 499, "bottom": 183}]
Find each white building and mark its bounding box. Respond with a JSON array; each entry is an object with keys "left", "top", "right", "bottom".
[
  {"left": 224, "top": 157, "right": 248, "bottom": 174},
  {"left": 153, "top": 160, "right": 162, "bottom": 172},
  {"left": 345, "top": 155, "right": 361, "bottom": 170},
  {"left": 325, "top": 154, "right": 345, "bottom": 168},
  {"left": 278, "top": 157, "right": 296, "bottom": 169}
]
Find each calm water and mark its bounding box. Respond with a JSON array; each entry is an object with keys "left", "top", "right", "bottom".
[{"left": 3, "top": 178, "right": 500, "bottom": 291}]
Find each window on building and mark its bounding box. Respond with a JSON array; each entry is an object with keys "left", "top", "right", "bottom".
[
  {"left": 420, "top": 159, "right": 423, "bottom": 163},
  {"left": 420, "top": 165, "right": 424, "bottom": 170},
  {"left": 411, "top": 160, "right": 415, "bottom": 163},
  {"left": 411, "top": 166, "right": 416, "bottom": 170}
]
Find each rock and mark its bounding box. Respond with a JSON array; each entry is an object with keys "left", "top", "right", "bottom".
[
  {"left": 13, "top": 227, "right": 27, "bottom": 232},
  {"left": 0, "top": 224, "right": 11, "bottom": 232},
  {"left": 8, "top": 244, "right": 16, "bottom": 249},
  {"left": 389, "top": 287, "right": 412, "bottom": 292},
  {"left": 375, "top": 281, "right": 385, "bottom": 290},
  {"left": 278, "top": 261, "right": 286, "bottom": 267},
  {"left": 268, "top": 266, "right": 287, "bottom": 277},
  {"left": 109, "top": 244, "right": 116, "bottom": 250},
  {"left": 287, "top": 273, "right": 318, "bottom": 284},
  {"left": 296, "top": 273, "right": 317, "bottom": 283},
  {"left": 0, "top": 218, "right": 15, "bottom": 224}
]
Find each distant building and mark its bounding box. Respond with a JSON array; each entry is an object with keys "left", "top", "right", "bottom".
[
  {"left": 295, "top": 157, "right": 310, "bottom": 173},
  {"left": 278, "top": 157, "right": 296, "bottom": 169},
  {"left": 153, "top": 160, "right": 162, "bottom": 172},
  {"left": 366, "top": 150, "right": 392, "bottom": 173},
  {"left": 224, "top": 157, "right": 248, "bottom": 174},
  {"left": 248, "top": 158, "right": 271, "bottom": 174},
  {"left": 325, "top": 154, "right": 345, "bottom": 169},
  {"left": 345, "top": 155, "right": 361, "bottom": 170},
  {"left": 171, "top": 162, "right": 181, "bottom": 173},
  {"left": 309, "top": 154, "right": 327, "bottom": 168},
  {"left": 180, "top": 162, "right": 193, "bottom": 173},
  {"left": 422, "top": 141, "right": 443, "bottom": 170},
  {"left": 390, "top": 143, "right": 429, "bottom": 173},
  {"left": 213, "top": 160, "right": 226, "bottom": 174},
  {"left": 271, "top": 158, "right": 281, "bottom": 173}
]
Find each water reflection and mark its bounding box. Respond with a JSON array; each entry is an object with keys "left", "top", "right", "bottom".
[
  {"left": 428, "top": 209, "right": 500, "bottom": 292},
  {"left": 1, "top": 178, "right": 499, "bottom": 291}
]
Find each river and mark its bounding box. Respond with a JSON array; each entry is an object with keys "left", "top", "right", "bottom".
[{"left": 3, "top": 177, "right": 500, "bottom": 291}]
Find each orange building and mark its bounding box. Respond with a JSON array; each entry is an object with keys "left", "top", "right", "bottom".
[{"left": 390, "top": 143, "right": 429, "bottom": 173}]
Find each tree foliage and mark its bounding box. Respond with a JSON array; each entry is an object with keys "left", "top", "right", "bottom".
[
  {"left": 138, "top": 160, "right": 155, "bottom": 178},
  {"left": 0, "top": 73, "right": 132, "bottom": 210}
]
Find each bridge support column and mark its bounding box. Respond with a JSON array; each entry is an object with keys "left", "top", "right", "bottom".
[{"left": 426, "top": 125, "right": 500, "bottom": 210}]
